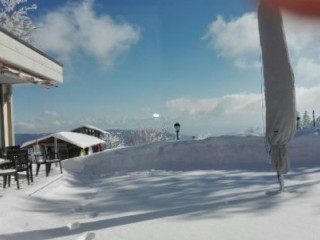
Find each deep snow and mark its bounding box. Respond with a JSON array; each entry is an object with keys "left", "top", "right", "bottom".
[{"left": 1, "top": 129, "right": 320, "bottom": 240}]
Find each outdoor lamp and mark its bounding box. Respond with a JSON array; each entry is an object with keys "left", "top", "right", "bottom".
[{"left": 174, "top": 122, "right": 180, "bottom": 140}]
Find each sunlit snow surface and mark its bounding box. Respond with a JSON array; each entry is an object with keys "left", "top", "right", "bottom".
[{"left": 1, "top": 129, "right": 320, "bottom": 240}]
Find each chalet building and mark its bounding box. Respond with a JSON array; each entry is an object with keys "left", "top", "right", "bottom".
[
  {"left": 71, "top": 125, "right": 107, "bottom": 140},
  {"left": 21, "top": 131, "right": 105, "bottom": 159}
]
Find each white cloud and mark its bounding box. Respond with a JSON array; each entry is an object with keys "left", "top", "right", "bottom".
[
  {"left": 18, "top": 86, "right": 320, "bottom": 135},
  {"left": 166, "top": 98, "right": 218, "bottom": 117},
  {"left": 203, "top": 13, "right": 260, "bottom": 58},
  {"left": 166, "top": 93, "right": 262, "bottom": 118},
  {"left": 40, "top": 111, "right": 59, "bottom": 118},
  {"left": 203, "top": 13, "right": 260, "bottom": 69},
  {"left": 295, "top": 57, "right": 320, "bottom": 86},
  {"left": 164, "top": 93, "right": 264, "bottom": 136},
  {"left": 235, "top": 58, "right": 261, "bottom": 69},
  {"left": 296, "top": 85, "right": 320, "bottom": 115},
  {"left": 203, "top": 10, "right": 320, "bottom": 83},
  {"left": 34, "top": 11, "right": 76, "bottom": 55},
  {"left": 33, "top": 0, "right": 140, "bottom": 68},
  {"left": 163, "top": 85, "right": 320, "bottom": 135}
]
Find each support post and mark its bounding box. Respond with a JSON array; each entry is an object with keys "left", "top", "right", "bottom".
[{"left": 0, "top": 84, "right": 15, "bottom": 148}]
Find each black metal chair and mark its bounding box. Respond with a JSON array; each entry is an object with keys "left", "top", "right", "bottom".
[
  {"left": 33, "top": 144, "right": 47, "bottom": 176},
  {"left": 6, "top": 147, "right": 33, "bottom": 185},
  {"left": 45, "top": 151, "right": 63, "bottom": 176},
  {"left": 3, "top": 145, "right": 20, "bottom": 159},
  {"left": 33, "top": 145, "right": 63, "bottom": 177},
  {"left": 0, "top": 160, "right": 20, "bottom": 189}
]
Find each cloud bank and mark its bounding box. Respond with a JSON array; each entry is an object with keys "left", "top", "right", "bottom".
[
  {"left": 166, "top": 93, "right": 262, "bottom": 118},
  {"left": 203, "top": 13, "right": 260, "bottom": 69},
  {"left": 203, "top": 12, "right": 320, "bottom": 81},
  {"left": 33, "top": 0, "right": 140, "bottom": 68},
  {"left": 203, "top": 11, "right": 320, "bottom": 117}
]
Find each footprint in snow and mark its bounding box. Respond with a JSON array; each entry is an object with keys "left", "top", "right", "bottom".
[
  {"left": 85, "top": 212, "right": 99, "bottom": 218},
  {"left": 84, "top": 191, "right": 98, "bottom": 200},
  {"left": 68, "top": 222, "right": 81, "bottom": 230},
  {"left": 76, "top": 232, "right": 96, "bottom": 240},
  {"left": 73, "top": 206, "right": 84, "bottom": 212}
]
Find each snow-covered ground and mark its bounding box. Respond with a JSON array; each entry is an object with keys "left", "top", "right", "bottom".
[{"left": 1, "top": 129, "right": 320, "bottom": 240}]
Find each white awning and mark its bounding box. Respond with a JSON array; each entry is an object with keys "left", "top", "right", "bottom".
[{"left": 0, "top": 27, "right": 63, "bottom": 87}]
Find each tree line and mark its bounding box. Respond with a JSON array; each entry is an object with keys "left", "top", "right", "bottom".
[{"left": 297, "top": 110, "right": 320, "bottom": 129}]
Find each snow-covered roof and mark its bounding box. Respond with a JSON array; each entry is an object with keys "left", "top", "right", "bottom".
[
  {"left": 71, "top": 125, "right": 108, "bottom": 134},
  {"left": 0, "top": 27, "right": 63, "bottom": 87},
  {"left": 21, "top": 131, "right": 105, "bottom": 149}
]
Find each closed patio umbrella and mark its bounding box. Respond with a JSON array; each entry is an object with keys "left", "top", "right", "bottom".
[{"left": 258, "top": 1, "right": 297, "bottom": 191}]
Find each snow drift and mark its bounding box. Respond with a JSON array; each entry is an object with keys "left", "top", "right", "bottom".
[{"left": 63, "top": 129, "right": 320, "bottom": 175}]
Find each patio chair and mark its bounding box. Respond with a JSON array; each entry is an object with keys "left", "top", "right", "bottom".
[
  {"left": 0, "top": 161, "right": 20, "bottom": 189},
  {"left": 3, "top": 145, "right": 20, "bottom": 159},
  {"left": 6, "top": 148, "right": 33, "bottom": 185},
  {"left": 33, "top": 144, "right": 47, "bottom": 177},
  {"left": 33, "top": 145, "right": 63, "bottom": 177},
  {"left": 45, "top": 150, "right": 63, "bottom": 176}
]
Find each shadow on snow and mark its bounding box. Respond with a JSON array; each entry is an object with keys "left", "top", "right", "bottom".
[{"left": 1, "top": 165, "right": 320, "bottom": 240}]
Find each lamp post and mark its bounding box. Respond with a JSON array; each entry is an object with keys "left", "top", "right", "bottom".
[{"left": 174, "top": 122, "right": 180, "bottom": 140}]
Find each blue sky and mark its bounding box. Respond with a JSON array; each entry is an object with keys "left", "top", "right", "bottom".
[{"left": 12, "top": 0, "right": 320, "bottom": 136}]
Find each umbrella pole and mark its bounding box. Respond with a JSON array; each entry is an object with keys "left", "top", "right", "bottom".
[{"left": 277, "top": 171, "right": 284, "bottom": 192}]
